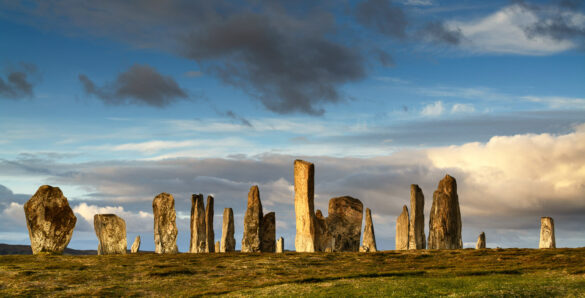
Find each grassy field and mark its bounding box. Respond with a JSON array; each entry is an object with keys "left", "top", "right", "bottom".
[{"left": 1, "top": 248, "right": 584, "bottom": 296}]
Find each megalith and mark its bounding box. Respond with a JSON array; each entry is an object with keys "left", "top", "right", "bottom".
[
  {"left": 205, "top": 195, "right": 215, "bottom": 252},
  {"left": 153, "top": 192, "right": 178, "bottom": 254},
  {"left": 276, "top": 237, "right": 284, "bottom": 253},
  {"left": 221, "top": 208, "right": 236, "bottom": 252},
  {"left": 24, "top": 185, "right": 77, "bottom": 254},
  {"left": 242, "top": 185, "right": 263, "bottom": 252},
  {"left": 94, "top": 214, "right": 127, "bottom": 255},
  {"left": 261, "top": 212, "right": 276, "bottom": 252},
  {"left": 326, "top": 196, "right": 363, "bottom": 252},
  {"left": 131, "top": 235, "right": 141, "bottom": 253},
  {"left": 427, "top": 175, "right": 462, "bottom": 249},
  {"left": 314, "top": 209, "right": 331, "bottom": 251},
  {"left": 215, "top": 241, "right": 220, "bottom": 253},
  {"left": 362, "top": 208, "right": 377, "bottom": 252},
  {"left": 476, "top": 232, "right": 486, "bottom": 249},
  {"left": 395, "top": 205, "right": 410, "bottom": 250},
  {"left": 294, "top": 160, "right": 318, "bottom": 252},
  {"left": 190, "top": 194, "right": 206, "bottom": 253},
  {"left": 408, "top": 184, "right": 426, "bottom": 250},
  {"left": 539, "top": 217, "right": 556, "bottom": 249}
]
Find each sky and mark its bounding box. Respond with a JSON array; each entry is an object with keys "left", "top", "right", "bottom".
[{"left": 0, "top": 0, "right": 584, "bottom": 251}]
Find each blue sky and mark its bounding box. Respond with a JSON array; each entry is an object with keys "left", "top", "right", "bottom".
[{"left": 1, "top": 0, "right": 584, "bottom": 251}]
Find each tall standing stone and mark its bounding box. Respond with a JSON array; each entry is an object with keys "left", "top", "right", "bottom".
[
  {"left": 131, "top": 236, "right": 141, "bottom": 253},
  {"left": 242, "top": 185, "right": 263, "bottom": 252},
  {"left": 205, "top": 195, "right": 215, "bottom": 252},
  {"left": 362, "top": 208, "right": 377, "bottom": 252},
  {"left": 190, "top": 194, "right": 206, "bottom": 253},
  {"left": 408, "top": 184, "right": 426, "bottom": 250},
  {"left": 476, "top": 232, "right": 486, "bottom": 249},
  {"left": 221, "top": 208, "right": 236, "bottom": 252},
  {"left": 326, "top": 196, "right": 363, "bottom": 252},
  {"left": 395, "top": 205, "right": 410, "bottom": 250},
  {"left": 261, "top": 212, "right": 276, "bottom": 252},
  {"left": 276, "top": 237, "right": 284, "bottom": 253},
  {"left": 153, "top": 192, "right": 178, "bottom": 254},
  {"left": 94, "top": 214, "right": 127, "bottom": 255},
  {"left": 294, "top": 160, "right": 318, "bottom": 252},
  {"left": 427, "top": 175, "right": 462, "bottom": 249},
  {"left": 539, "top": 217, "right": 556, "bottom": 249},
  {"left": 24, "top": 185, "right": 77, "bottom": 254}
]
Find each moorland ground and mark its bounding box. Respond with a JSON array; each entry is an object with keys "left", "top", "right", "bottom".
[{"left": 1, "top": 248, "right": 584, "bottom": 296}]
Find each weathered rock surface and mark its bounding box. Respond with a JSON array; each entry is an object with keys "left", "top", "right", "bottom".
[
  {"left": 190, "top": 194, "right": 206, "bottom": 253},
  {"left": 131, "top": 236, "right": 141, "bottom": 253},
  {"left": 476, "top": 232, "right": 486, "bottom": 249},
  {"left": 94, "top": 214, "right": 126, "bottom": 255},
  {"left": 326, "top": 196, "right": 363, "bottom": 252},
  {"left": 153, "top": 192, "right": 178, "bottom": 254},
  {"left": 362, "top": 208, "right": 377, "bottom": 252},
  {"left": 215, "top": 241, "right": 220, "bottom": 253},
  {"left": 408, "top": 184, "right": 426, "bottom": 250},
  {"left": 294, "top": 160, "right": 318, "bottom": 252},
  {"left": 205, "top": 195, "right": 215, "bottom": 253},
  {"left": 539, "top": 217, "right": 556, "bottom": 249},
  {"left": 396, "top": 205, "right": 410, "bottom": 250},
  {"left": 24, "top": 185, "right": 77, "bottom": 254},
  {"left": 221, "top": 208, "right": 236, "bottom": 252},
  {"left": 242, "top": 185, "right": 263, "bottom": 252},
  {"left": 314, "top": 209, "right": 331, "bottom": 251},
  {"left": 427, "top": 175, "right": 462, "bottom": 250},
  {"left": 276, "top": 237, "right": 284, "bottom": 253},
  {"left": 261, "top": 212, "right": 276, "bottom": 252}
]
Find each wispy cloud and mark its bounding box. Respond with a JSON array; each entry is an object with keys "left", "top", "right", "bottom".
[{"left": 421, "top": 101, "right": 444, "bottom": 116}]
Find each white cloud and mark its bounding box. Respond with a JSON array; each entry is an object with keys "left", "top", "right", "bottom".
[
  {"left": 2, "top": 202, "right": 25, "bottom": 226},
  {"left": 522, "top": 96, "right": 585, "bottom": 109},
  {"left": 451, "top": 103, "right": 475, "bottom": 114},
  {"left": 72, "top": 203, "right": 153, "bottom": 232},
  {"left": 421, "top": 101, "right": 445, "bottom": 116}
]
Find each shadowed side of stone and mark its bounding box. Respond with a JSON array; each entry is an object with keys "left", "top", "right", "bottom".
[
  {"left": 261, "top": 212, "right": 276, "bottom": 252},
  {"left": 190, "top": 194, "right": 206, "bottom": 253},
  {"left": 408, "top": 184, "right": 426, "bottom": 250},
  {"left": 242, "top": 185, "right": 263, "bottom": 252},
  {"left": 221, "top": 208, "right": 236, "bottom": 252},
  {"left": 362, "top": 208, "right": 377, "bottom": 252},
  {"left": 326, "top": 196, "right": 363, "bottom": 252},
  {"left": 427, "top": 175, "right": 462, "bottom": 249},
  {"left": 539, "top": 217, "right": 556, "bottom": 249},
  {"left": 315, "top": 209, "right": 331, "bottom": 251},
  {"left": 294, "top": 160, "right": 318, "bottom": 252},
  {"left": 205, "top": 196, "right": 215, "bottom": 252},
  {"left": 23, "top": 185, "right": 77, "bottom": 254},
  {"left": 153, "top": 192, "right": 178, "bottom": 254},
  {"left": 476, "top": 232, "right": 486, "bottom": 249},
  {"left": 94, "top": 214, "right": 126, "bottom": 255},
  {"left": 396, "top": 205, "right": 410, "bottom": 250}
]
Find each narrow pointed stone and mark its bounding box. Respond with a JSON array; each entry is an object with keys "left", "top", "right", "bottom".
[
  {"left": 153, "top": 192, "right": 178, "bottom": 254},
  {"left": 294, "top": 160, "right": 318, "bottom": 252},
  {"left": 428, "top": 175, "right": 462, "bottom": 249},
  {"left": 24, "top": 185, "right": 77, "bottom": 254},
  {"left": 476, "top": 232, "right": 486, "bottom": 249},
  {"left": 261, "top": 212, "right": 276, "bottom": 252},
  {"left": 539, "top": 217, "right": 556, "bottom": 249},
  {"left": 395, "top": 205, "right": 410, "bottom": 250},
  {"left": 189, "top": 194, "right": 206, "bottom": 253},
  {"left": 362, "top": 208, "right": 377, "bottom": 252},
  {"left": 408, "top": 184, "right": 426, "bottom": 250},
  {"left": 326, "top": 196, "right": 363, "bottom": 252},
  {"left": 205, "top": 195, "right": 215, "bottom": 252},
  {"left": 276, "top": 237, "right": 284, "bottom": 253},
  {"left": 221, "top": 208, "right": 236, "bottom": 252},
  {"left": 94, "top": 214, "right": 126, "bottom": 255},
  {"left": 242, "top": 185, "right": 263, "bottom": 252},
  {"left": 131, "top": 236, "right": 141, "bottom": 253}
]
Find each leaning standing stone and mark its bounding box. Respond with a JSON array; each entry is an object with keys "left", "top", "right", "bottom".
[
  {"left": 276, "top": 237, "right": 284, "bottom": 253},
  {"left": 294, "top": 160, "right": 318, "bottom": 252},
  {"left": 221, "top": 208, "right": 236, "bottom": 252},
  {"left": 205, "top": 195, "right": 215, "bottom": 252},
  {"left": 153, "top": 192, "right": 178, "bottom": 254},
  {"left": 261, "top": 212, "right": 276, "bottom": 252},
  {"left": 362, "top": 208, "right": 377, "bottom": 252},
  {"left": 24, "top": 185, "right": 77, "bottom": 254},
  {"left": 539, "top": 217, "right": 556, "bottom": 249},
  {"left": 395, "top": 205, "right": 410, "bottom": 250},
  {"left": 94, "top": 214, "right": 127, "bottom": 255},
  {"left": 131, "top": 236, "right": 141, "bottom": 253},
  {"left": 242, "top": 185, "right": 263, "bottom": 252},
  {"left": 408, "top": 184, "right": 426, "bottom": 250},
  {"left": 190, "top": 194, "right": 206, "bottom": 253},
  {"left": 427, "top": 175, "right": 462, "bottom": 249}
]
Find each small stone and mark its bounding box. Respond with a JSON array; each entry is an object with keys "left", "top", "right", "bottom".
[
  {"left": 131, "top": 236, "right": 141, "bottom": 253},
  {"left": 189, "top": 194, "right": 206, "bottom": 253},
  {"left": 24, "top": 185, "right": 77, "bottom": 254},
  {"left": 94, "top": 214, "right": 126, "bottom": 255},
  {"left": 427, "top": 175, "right": 462, "bottom": 249},
  {"left": 408, "top": 184, "right": 426, "bottom": 250},
  {"left": 359, "top": 245, "right": 369, "bottom": 253},
  {"left": 153, "top": 192, "right": 178, "bottom": 254},
  {"left": 221, "top": 208, "right": 236, "bottom": 252},
  {"left": 205, "top": 195, "right": 215, "bottom": 252},
  {"left": 395, "top": 205, "right": 410, "bottom": 250},
  {"left": 294, "top": 160, "right": 318, "bottom": 252},
  {"left": 215, "top": 241, "right": 220, "bottom": 253},
  {"left": 276, "top": 237, "right": 284, "bottom": 253},
  {"left": 242, "top": 185, "right": 263, "bottom": 252},
  {"left": 539, "top": 217, "right": 556, "bottom": 249},
  {"left": 261, "top": 212, "right": 276, "bottom": 252},
  {"left": 476, "top": 232, "right": 486, "bottom": 249},
  {"left": 362, "top": 208, "right": 377, "bottom": 252}
]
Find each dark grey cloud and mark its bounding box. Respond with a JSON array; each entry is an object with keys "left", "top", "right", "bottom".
[
  {"left": 420, "top": 21, "right": 463, "bottom": 45},
  {"left": 521, "top": 1, "right": 585, "bottom": 44},
  {"left": 79, "top": 64, "right": 187, "bottom": 107},
  {"left": 0, "top": 63, "right": 37, "bottom": 100},
  {"left": 355, "top": 0, "right": 408, "bottom": 38}
]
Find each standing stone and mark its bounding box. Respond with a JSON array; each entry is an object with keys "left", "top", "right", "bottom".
[
  {"left": 190, "top": 194, "right": 206, "bottom": 253},
  {"left": 326, "top": 196, "right": 363, "bottom": 252},
  {"left": 153, "top": 192, "right": 178, "bottom": 254},
  {"left": 131, "top": 236, "right": 141, "bottom": 253},
  {"left": 23, "top": 185, "right": 77, "bottom": 254},
  {"left": 427, "top": 175, "right": 462, "bottom": 249},
  {"left": 215, "top": 241, "right": 220, "bottom": 253},
  {"left": 242, "top": 185, "right": 263, "bottom": 252},
  {"left": 476, "top": 232, "right": 486, "bottom": 249},
  {"left": 276, "top": 237, "right": 284, "bottom": 253},
  {"left": 261, "top": 212, "right": 276, "bottom": 252},
  {"left": 205, "top": 195, "right": 215, "bottom": 252},
  {"left": 539, "top": 217, "right": 556, "bottom": 249},
  {"left": 94, "top": 214, "right": 127, "bottom": 255},
  {"left": 408, "top": 184, "right": 426, "bottom": 250},
  {"left": 294, "top": 160, "right": 318, "bottom": 252},
  {"left": 314, "top": 209, "right": 330, "bottom": 251},
  {"left": 362, "top": 208, "right": 377, "bottom": 252},
  {"left": 221, "top": 208, "right": 236, "bottom": 252},
  {"left": 396, "top": 205, "right": 410, "bottom": 250}
]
